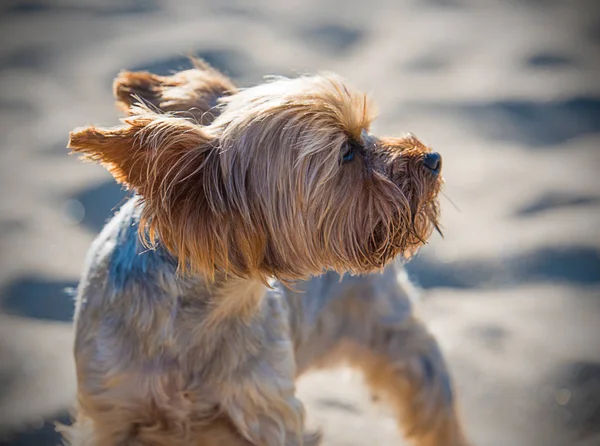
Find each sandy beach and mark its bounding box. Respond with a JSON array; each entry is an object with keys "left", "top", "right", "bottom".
[{"left": 1, "top": 0, "right": 599, "bottom": 445}]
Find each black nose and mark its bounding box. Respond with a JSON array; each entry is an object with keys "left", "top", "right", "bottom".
[{"left": 422, "top": 152, "right": 442, "bottom": 173}]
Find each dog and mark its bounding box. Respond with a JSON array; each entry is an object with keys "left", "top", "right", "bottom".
[{"left": 63, "top": 59, "right": 469, "bottom": 446}]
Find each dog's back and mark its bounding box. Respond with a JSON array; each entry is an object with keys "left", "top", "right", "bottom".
[{"left": 284, "top": 265, "right": 417, "bottom": 373}]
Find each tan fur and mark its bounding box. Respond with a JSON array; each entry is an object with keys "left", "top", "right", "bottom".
[
  {"left": 63, "top": 60, "right": 468, "bottom": 446},
  {"left": 114, "top": 58, "right": 236, "bottom": 125},
  {"left": 337, "top": 323, "right": 468, "bottom": 446}
]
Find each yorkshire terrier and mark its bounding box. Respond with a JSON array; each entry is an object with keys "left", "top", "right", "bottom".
[{"left": 63, "top": 59, "right": 469, "bottom": 445}]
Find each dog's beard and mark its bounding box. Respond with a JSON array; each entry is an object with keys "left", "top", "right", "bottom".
[
  {"left": 311, "top": 167, "right": 440, "bottom": 275},
  {"left": 364, "top": 188, "right": 440, "bottom": 270},
  {"left": 346, "top": 147, "right": 442, "bottom": 270}
]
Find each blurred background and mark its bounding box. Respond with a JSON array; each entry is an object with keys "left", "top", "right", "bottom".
[{"left": 0, "top": 0, "right": 599, "bottom": 445}]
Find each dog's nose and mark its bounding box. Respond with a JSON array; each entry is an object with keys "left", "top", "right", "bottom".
[{"left": 422, "top": 152, "right": 442, "bottom": 173}]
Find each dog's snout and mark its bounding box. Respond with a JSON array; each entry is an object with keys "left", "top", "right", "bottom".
[{"left": 422, "top": 152, "right": 442, "bottom": 174}]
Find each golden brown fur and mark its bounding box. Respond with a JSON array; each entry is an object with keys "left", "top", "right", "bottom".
[
  {"left": 63, "top": 60, "right": 468, "bottom": 445},
  {"left": 114, "top": 59, "right": 236, "bottom": 125}
]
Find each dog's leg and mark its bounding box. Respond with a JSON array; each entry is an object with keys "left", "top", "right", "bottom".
[
  {"left": 222, "top": 388, "right": 321, "bottom": 446},
  {"left": 295, "top": 270, "right": 469, "bottom": 446},
  {"left": 345, "top": 317, "right": 469, "bottom": 446},
  {"left": 217, "top": 294, "right": 322, "bottom": 446}
]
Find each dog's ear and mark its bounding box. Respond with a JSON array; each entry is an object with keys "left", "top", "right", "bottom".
[
  {"left": 67, "top": 107, "right": 213, "bottom": 190},
  {"left": 68, "top": 108, "right": 266, "bottom": 279},
  {"left": 113, "top": 58, "right": 237, "bottom": 125}
]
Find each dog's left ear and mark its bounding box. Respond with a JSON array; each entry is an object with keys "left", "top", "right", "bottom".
[{"left": 113, "top": 58, "right": 237, "bottom": 125}]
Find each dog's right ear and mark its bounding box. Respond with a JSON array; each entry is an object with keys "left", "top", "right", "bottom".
[
  {"left": 113, "top": 59, "right": 237, "bottom": 125},
  {"left": 67, "top": 107, "right": 215, "bottom": 191}
]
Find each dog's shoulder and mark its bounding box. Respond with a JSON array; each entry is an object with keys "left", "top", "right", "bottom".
[
  {"left": 76, "top": 196, "right": 180, "bottom": 306},
  {"left": 106, "top": 197, "right": 178, "bottom": 295}
]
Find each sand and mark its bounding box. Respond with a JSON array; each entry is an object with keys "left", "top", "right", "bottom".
[{"left": 0, "top": 0, "right": 599, "bottom": 445}]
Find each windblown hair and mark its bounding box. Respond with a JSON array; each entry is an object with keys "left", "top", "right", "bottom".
[
  {"left": 114, "top": 58, "right": 237, "bottom": 125},
  {"left": 69, "top": 73, "right": 440, "bottom": 282}
]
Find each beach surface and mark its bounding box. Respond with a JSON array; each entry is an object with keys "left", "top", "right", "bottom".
[{"left": 1, "top": 1, "right": 599, "bottom": 445}]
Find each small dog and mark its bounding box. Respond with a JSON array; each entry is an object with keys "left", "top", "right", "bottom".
[{"left": 64, "top": 60, "right": 468, "bottom": 445}]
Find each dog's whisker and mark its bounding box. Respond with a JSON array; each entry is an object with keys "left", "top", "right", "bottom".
[{"left": 441, "top": 191, "right": 460, "bottom": 212}]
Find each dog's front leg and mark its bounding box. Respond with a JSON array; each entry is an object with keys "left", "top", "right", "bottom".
[
  {"left": 219, "top": 363, "right": 320, "bottom": 446},
  {"left": 294, "top": 269, "right": 470, "bottom": 446},
  {"left": 214, "top": 291, "right": 320, "bottom": 446},
  {"left": 347, "top": 316, "right": 470, "bottom": 446}
]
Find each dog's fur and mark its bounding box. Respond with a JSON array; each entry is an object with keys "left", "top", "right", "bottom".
[{"left": 63, "top": 60, "right": 468, "bottom": 445}]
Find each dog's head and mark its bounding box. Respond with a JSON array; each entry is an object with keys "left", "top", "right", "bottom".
[{"left": 69, "top": 66, "right": 441, "bottom": 282}]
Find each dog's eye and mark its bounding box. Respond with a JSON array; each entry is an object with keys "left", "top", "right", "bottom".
[{"left": 341, "top": 142, "right": 356, "bottom": 163}]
